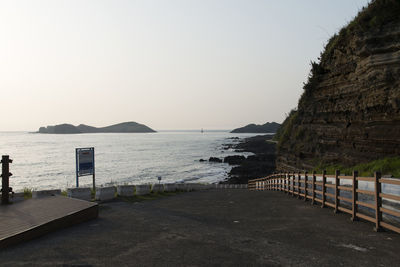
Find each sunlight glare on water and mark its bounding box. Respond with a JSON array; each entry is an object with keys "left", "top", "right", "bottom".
[{"left": 0, "top": 131, "right": 257, "bottom": 191}]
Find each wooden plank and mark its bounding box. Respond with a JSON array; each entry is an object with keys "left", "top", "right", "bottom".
[
  {"left": 306, "top": 195, "right": 312, "bottom": 200},
  {"left": 0, "top": 196, "right": 98, "bottom": 249},
  {"left": 338, "top": 186, "right": 352, "bottom": 192},
  {"left": 325, "top": 184, "right": 335, "bottom": 189},
  {"left": 380, "top": 207, "right": 400, "bottom": 218},
  {"left": 338, "top": 206, "right": 352, "bottom": 214},
  {"left": 338, "top": 176, "right": 353, "bottom": 180},
  {"left": 356, "top": 189, "right": 374, "bottom": 196},
  {"left": 325, "top": 175, "right": 336, "bottom": 179},
  {"left": 325, "top": 201, "right": 335, "bottom": 208},
  {"left": 356, "top": 213, "right": 376, "bottom": 223},
  {"left": 315, "top": 181, "right": 323, "bottom": 186},
  {"left": 357, "top": 177, "right": 375, "bottom": 182},
  {"left": 338, "top": 196, "right": 352, "bottom": 203},
  {"left": 325, "top": 192, "right": 335, "bottom": 198},
  {"left": 314, "top": 190, "right": 323, "bottom": 195},
  {"left": 380, "top": 193, "right": 400, "bottom": 201},
  {"left": 314, "top": 198, "right": 323, "bottom": 203},
  {"left": 356, "top": 200, "right": 376, "bottom": 210},
  {"left": 380, "top": 222, "right": 400, "bottom": 234},
  {"left": 379, "top": 179, "right": 400, "bottom": 186}
]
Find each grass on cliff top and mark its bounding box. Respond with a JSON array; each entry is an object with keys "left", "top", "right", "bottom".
[{"left": 313, "top": 157, "right": 400, "bottom": 177}]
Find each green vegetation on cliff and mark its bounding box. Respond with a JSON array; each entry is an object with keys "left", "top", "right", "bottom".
[{"left": 313, "top": 157, "right": 400, "bottom": 177}]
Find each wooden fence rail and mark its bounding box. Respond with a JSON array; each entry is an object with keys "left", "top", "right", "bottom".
[{"left": 248, "top": 171, "right": 400, "bottom": 234}]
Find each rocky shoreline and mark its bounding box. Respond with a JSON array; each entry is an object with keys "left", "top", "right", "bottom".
[
  {"left": 225, "top": 135, "right": 276, "bottom": 184},
  {"left": 201, "top": 135, "right": 277, "bottom": 184}
]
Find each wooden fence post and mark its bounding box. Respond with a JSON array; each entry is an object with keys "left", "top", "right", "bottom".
[
  {"left": 321, "top": 170, "right": 326, "bottom": 208},
  {"left": 286, "top": 173, "right": 289, "bottom": 193},
  {"left": 285, "top": 173, "right": 288, "bottom": 193},
  {"left": 334, "top": 170, "right": 340, "bottom": 213},
  {"left": 312, "top": 171, "right": 316, "bottom": 205},
  {"left": 283, "top": 173, "right": 287, "bottom": 193},
  {"left": 351, "top": 171, "right": 358, "bottom": 221},
  {"left": 297, "top": 172, "right": 301, "bottom": 199},
  {"left": 272, "top": 178, "right": 275, "bottom": 191},
  {"left": 374, "top": 171, "right": 382, "bottom": 232},
  {"left": 1, "top": 155, "right": 13, "bottom": 205},
  {"left": 304, "top": 171, "right": 308, "bottom": 201},
  {"left": 292, "top": 172, "right": 295, "bottom": 197}
]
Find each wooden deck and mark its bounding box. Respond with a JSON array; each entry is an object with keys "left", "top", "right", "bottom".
[{"left": 0, "top": 195, "right": 98, "bottom": 249}]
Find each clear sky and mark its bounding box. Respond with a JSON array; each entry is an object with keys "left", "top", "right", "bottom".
[{"left": 0, "top": 0, "right": 371, "bottom": 131}]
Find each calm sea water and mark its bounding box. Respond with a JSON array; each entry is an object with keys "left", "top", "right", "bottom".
[{"left": 0, "top": 131, "right": 258, "bottom": 191}]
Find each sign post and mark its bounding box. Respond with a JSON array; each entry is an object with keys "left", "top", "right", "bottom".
[{"left": 75, "top": 147, "right": 95, "bottom": 191}]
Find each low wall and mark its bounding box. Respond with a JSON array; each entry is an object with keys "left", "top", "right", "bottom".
[
  {"left": 136, "top": 185, "right": 151, "bottom": 196},
  {"left": 164, "top": 183, "right": 177, "bottom": 192},
  {"left": 151, "top": 184, "right": 163, "bottom": 193},
  {"left": 67, "top": 187, "right": 91, "bottom": 201},
  {"left": 117, "top": 185, "right": 135, "bottom": 197},
  {"left": 95, "top": 187, "right": 115, "bottom": 201}
]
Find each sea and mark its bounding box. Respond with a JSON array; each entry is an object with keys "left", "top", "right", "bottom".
[{"left": 0, "top": 131, "right": 260, "bottom": 191}]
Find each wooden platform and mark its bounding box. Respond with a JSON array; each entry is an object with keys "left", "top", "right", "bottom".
[{"left": 0, "top": 195, "right": 98, "bottom": 249}]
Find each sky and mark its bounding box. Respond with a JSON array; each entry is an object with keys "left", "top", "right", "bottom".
[{"left": 0, "top": 0, "right": 371, "bottom": 131}]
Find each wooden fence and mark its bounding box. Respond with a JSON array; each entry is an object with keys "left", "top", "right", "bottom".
[{"left": 248, "top": 171, "right": 400, "bottom": 234}]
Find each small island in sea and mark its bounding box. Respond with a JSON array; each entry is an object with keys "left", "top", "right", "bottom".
[
  {"left": 231, "top": 122, "right": 280, "bottom": 133},
  {"left": 37, "top": 121, "right": 156, "bottom": 134}
]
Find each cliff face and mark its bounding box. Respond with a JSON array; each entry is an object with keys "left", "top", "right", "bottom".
[{"left": 276, "top": 0, "right": 400, "bottom": 171}]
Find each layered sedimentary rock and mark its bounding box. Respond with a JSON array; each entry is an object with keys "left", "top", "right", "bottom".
[{"left": 276, "top": 0, "right": 400, "bottom": 171}]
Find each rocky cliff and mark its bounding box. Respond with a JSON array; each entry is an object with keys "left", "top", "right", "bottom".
[{"left": 276, "top": 0, "right": 400, "bottom": 171}]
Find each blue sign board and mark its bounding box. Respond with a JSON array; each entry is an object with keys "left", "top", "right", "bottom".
[{"left": 75, "top": 147, "right": 95, "bottom": 188}]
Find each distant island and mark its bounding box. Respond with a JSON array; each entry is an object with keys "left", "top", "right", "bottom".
[
  {"left": 231, "top": 122, "right": 280, "bottom": 133},
  {"left": 37, "top": 122, "right": 156, "bottom": 134}
]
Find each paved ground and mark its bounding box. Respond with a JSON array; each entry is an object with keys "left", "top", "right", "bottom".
[{"left": 1, "top": 189, "right": 400, "bottom": 266}]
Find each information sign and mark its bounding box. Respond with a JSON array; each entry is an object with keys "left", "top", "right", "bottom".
[{"left": 75, "top": 147, "right": 95, "bottom": 188}]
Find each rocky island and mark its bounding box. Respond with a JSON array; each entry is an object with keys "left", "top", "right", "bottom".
[
  {"left": 37, "top": 122, "right": 156, "bottom": 134},
  {"left": 231, "top": 122, "right": 280, "bottom": 133}
]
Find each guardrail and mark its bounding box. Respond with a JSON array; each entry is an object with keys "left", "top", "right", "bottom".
[{"left": 248, "top": 171, "right": 400, "bottom": 234}]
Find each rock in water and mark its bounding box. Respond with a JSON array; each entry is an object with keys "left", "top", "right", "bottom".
[{"left": 209, "top": 157, "right": 223, "bottom": 163}]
